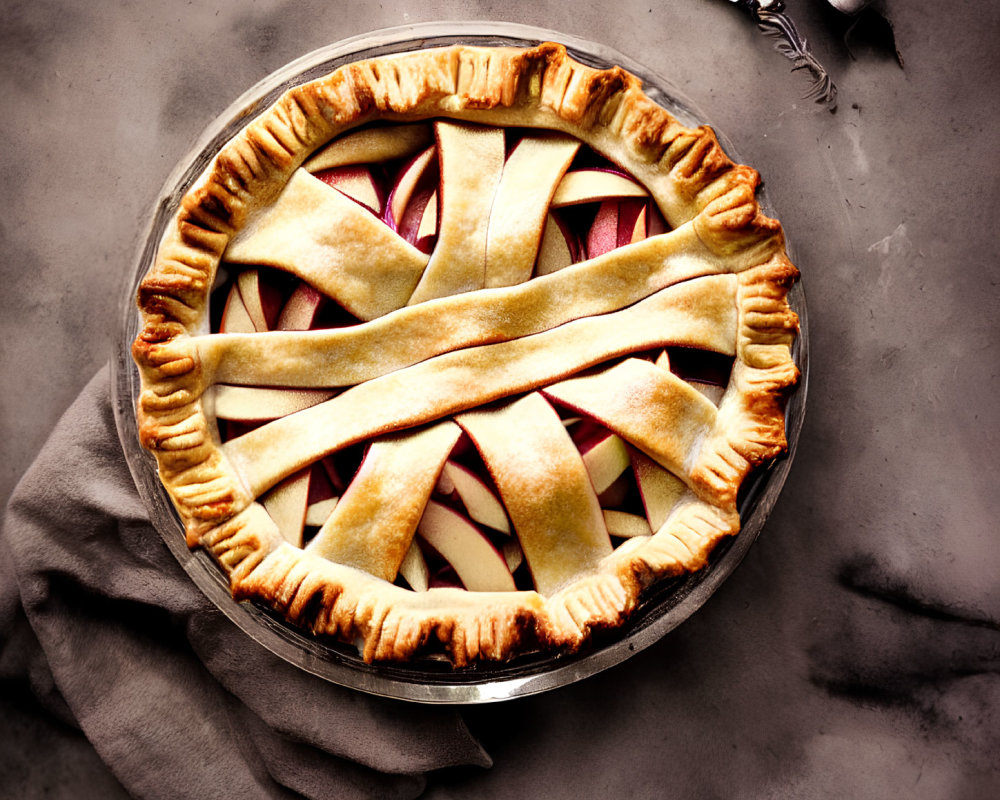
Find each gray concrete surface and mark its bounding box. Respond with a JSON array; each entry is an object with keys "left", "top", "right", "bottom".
[{"left": 2, "top": 0, "right": 997, "bottom": 797}]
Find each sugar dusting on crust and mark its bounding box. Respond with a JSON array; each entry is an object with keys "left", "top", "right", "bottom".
[{"left": 133, "top": 42, "right": 798, "bottom": 664}]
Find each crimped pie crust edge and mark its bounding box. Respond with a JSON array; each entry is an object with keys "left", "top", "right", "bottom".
[{"left": 131, "top": 42, "right": 799, "bottom": 665}]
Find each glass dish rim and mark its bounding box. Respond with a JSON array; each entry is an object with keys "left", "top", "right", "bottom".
[{"left": 111, "top": 20, "right": 809, "bottom": 705}]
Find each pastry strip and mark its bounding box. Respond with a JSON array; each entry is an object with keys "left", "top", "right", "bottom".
[
  {"left": 221, "top": 275, "right": 737, "bottom": 498},
  {"left": 484, "top": 133, "right": 580, "bottom": 288},
  {"left": 543, "top": 358, "right": 719, "bottom": 494},
  {"left": 224, "top": 169, "right": 428, "bottom": 320},
  {"left": 407, "top": 122, "right": 506, "bottom": 304},
  {"left": 456, "top": 393, "right": 612, "bottom": 595},
  {"left": 209, "top": 385, "right": 335, "bottom": 421},
  {"left": 200, "top": 221, "right": 725, "bottom": 388},
  {"left": 306, "top": 421, "right": 461, "bottom": 581}
]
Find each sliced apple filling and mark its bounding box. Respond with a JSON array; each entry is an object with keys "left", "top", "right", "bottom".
[
  {"left": 132, "top": 44, "right": 800, "bottom": 665},
  {"left": 202, "top": 118, "right": 742, "bottom": 603}
]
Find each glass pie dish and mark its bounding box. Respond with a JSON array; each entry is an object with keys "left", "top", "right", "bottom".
[{"left": 112, "top": 21, "right": 808, "bottom": 703}]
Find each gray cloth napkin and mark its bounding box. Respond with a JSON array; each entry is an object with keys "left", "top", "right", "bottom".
[{"left": 0, "top": 365, "right": 490, "bottom": 800}]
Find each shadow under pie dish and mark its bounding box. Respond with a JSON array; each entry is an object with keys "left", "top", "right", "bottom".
[{"left": 129, "top": 38, "right": 800, "bottom": 669}]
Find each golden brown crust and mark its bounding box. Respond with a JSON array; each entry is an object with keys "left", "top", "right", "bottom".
[{"left": 133, "top": 42, "right": 799, "bottom": 664}]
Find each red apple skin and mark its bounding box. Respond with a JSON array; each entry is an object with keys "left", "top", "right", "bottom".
[
  {"left": 647, "top": 203, "right": 670, "bottom": 236},
  {"left": 587, "top": 165, "right": 636, "bottom": 183},
  {"left": 567, "top": 415, "right": 613, "bottom": 452},
  {"left": 616, "top": 199, "right": 648, "bottom": 248},
  {"left": 413, "top": 237, "right": 435, "bottom": 255},
  {"left": 397, "top": 187, "right": 436, "bottom": 252},
  {"left": 586, "top": 200, "right": 620, "bottom": 259},
  {"left": 308, "top": 462, "right": 337, "bottom": 504}
]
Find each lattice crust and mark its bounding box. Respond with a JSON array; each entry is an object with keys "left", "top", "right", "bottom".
[{"left": 132, "top": 43, "right": 799, "bottom": 665}]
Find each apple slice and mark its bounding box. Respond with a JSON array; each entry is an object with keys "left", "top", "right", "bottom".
[
  {"left": 219, "top": 283, "right": 256, "bottom": 333},
  {"left": 305, "top": 496, "right": 339, "bottom": 527},
  {"left": 277, "top": 282, "right": 325, "bottom": 330},
  {"left": 436, "top": 460, "right": 511, "bottom": 534},
  {"left": 603, "top": 509, "right": 652, "bottom": 538},
  {"left": 597, "top": 471, "right": 630, "bottom": 508},
  {"left": 586, "top": 199, "right": 649, "bottom": 259},
  {"left": 414, "top": 190, "right": 438, "bottom": 252},
  {"left": 397, "top": 187, "right": 437, "bottom": 253},
  {"left": 237, "top": 269, "right": 284, "bottom": 332},
  {"left": 385, "top": 145, "right": 436, "bottom": 230},
  {"left": 617, "top": 199, "right": 648, "bottom": 247},
  {"left": 502, "top": 537, "right": 524, "bottom": 573},
  {"left": 398, "top": 540, "right": 430, "bottom": 592},
  {"left": 314, "top": 166, "right": 383, "bottom": 215},
  {"left": 261, "top": 470, "right": 310, "bottom": 547},
  {"left": 211, "top": 385, "right": 335, "bottom": 422},
  {"left": 535, "top": 213, "right": 580, "bottom": 276},
  {"left": 586, "top": 200, "right": 620, "bottom": 259},
  {"left": 235, "top": 270, "right": 266, "bottom": 330},
  {"left": 580, "top": 431, "right": 631, "bottom": 495},
  {"left": 630, "top": 449, "right": 689, "bottom": 532},
  {"left": 303, "top": 123, "right": 433, "bottom": 172},
  {"left": 417, "top": 501, "right": 516, "bottom": 592},
  {"left": 308, "top": 460, "right": 337, "bottom": 502},
  {"left": 648, "top": 203, "right": 670, "bottom": 236},
  {"left": 550, "top": 168, "right": 648, "bottom": 207}
]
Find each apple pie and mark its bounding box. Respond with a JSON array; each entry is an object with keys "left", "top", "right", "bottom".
[{"left": 132, "top": 42, "right": 799, "bottom": 665}]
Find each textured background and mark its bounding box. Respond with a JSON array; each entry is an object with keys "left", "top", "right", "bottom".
[{"left": 2, "top": 0, "right": 998, "bottom": 797}]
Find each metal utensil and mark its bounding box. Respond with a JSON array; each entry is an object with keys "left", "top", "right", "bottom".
[{"left": 728, "top": 0, "right": 838, "bottom": 109}]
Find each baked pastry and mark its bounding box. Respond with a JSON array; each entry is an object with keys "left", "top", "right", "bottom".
[{"left": 132, "top": 42, "right": 799, "bottom": 665}]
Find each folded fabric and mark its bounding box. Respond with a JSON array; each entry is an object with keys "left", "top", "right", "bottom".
[{"left": 1, "top": 365, "right": 490, "bottom": 800}]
